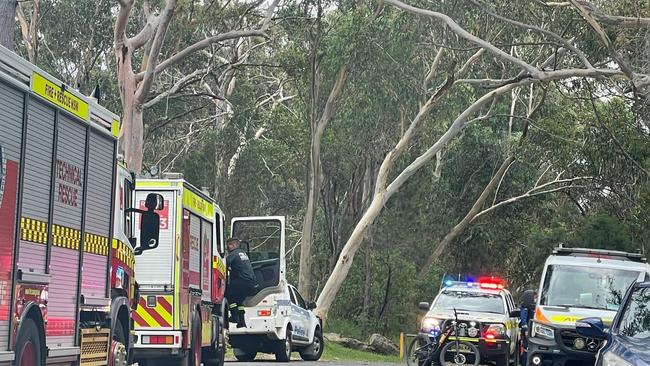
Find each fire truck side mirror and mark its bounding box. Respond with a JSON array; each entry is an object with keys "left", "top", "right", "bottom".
[
  {"left": 134, "top": 193, "right": 163, "bottom": 255},
  {"left": 136, "top": 210, "right": 160, "bottom": 255}
]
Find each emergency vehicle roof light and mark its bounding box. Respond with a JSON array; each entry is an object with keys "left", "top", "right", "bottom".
[{"left": 477, "top": 276, "right": 506, "bottom": 290}]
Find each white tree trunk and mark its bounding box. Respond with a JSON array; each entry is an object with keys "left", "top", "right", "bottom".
[{"left": 298, "top": 68, "right": 348, "bottom": 299}]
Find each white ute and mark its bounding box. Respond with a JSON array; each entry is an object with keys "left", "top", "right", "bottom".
[{"left": 228, "top": 217, "right": 324, "bottom": 362}]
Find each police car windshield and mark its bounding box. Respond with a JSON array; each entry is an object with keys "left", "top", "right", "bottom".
[
  {"left": 432, "top": 290, "right": 504, "bottom": 314},
  {"left": 618, "top": 287, "right": 650, "bottom": 340},
  {"left": 541, "top": 265, "right": 640, "bottom": 311}
]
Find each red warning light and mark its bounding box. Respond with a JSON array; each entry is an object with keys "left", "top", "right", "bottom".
[{"left": 477, "top": 276, "right": 506, "bottom": 290}]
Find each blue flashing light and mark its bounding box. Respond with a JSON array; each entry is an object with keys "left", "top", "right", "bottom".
[{"left": 445, "top": 280, "right": 454, "bottom": 287}]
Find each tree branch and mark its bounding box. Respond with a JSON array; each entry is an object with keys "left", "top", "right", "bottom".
[
  {"left": 114, "top": 0, "right": 134, "bottom": 48},
  {"left": 571, "top": 0, "right": 650, "bottom": 28},
  {"left": 144, "top": 68, "right": 208, "bottom": 108},
  {"left": 135, "top": 0, "right": 177, "bottom": 104},
  {"left": 383, "top": 0, "right": 538, "bottom": 75},
  {"left": 473, "top": 175, "right": 592, "bottom": 221},
  {"left": 469, "top": 0, "right": 593, "bottom": 69}
]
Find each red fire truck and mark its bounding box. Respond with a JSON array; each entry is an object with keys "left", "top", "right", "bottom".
[
  {"left": 0, "top": 45, "right": 161, "bottom": 366},
  {"left": 131, "top": 176, "right": 227, "bottom": 366}
]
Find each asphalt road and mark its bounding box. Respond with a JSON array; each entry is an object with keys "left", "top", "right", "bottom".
[{"left": 225, "top": 362, "right": 398, "bottom": 366}]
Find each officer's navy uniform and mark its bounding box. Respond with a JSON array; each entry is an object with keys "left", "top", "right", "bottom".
[{"left": 225, "top": 247, "right": 258, "bottom": 327}]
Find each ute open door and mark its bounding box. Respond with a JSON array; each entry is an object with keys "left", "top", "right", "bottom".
[{"left": 230, "top": 216, "right": 286, "bottom": 305}]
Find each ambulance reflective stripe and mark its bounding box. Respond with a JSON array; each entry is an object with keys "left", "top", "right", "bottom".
[{"left": 134, "top": 295, "right": 173, "bottom": 328}]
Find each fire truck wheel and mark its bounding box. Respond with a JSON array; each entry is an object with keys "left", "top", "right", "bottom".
[
  {"left": 274, "top": 328, "right": 293, "bottom": 362},
  {"left": 183, "top": 314, "right": 202, "bottom": 366},
  {"left": 15, "top": 318, "right": 43, "bottom": 366},
  {"left": 202, "top": 316, "right": 225, "bottom": 366},
  {"left": 110, "top": 320, "right": 128, "bottom": 366}
]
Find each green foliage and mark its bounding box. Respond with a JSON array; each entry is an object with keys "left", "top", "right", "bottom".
[{"left": 571, "top": 214, "right": 636, "bottom": 253}]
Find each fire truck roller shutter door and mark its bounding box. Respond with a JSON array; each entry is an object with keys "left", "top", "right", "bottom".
[
  {"left": 81, "top": 131, "right": 114, "bottom": 300},
  {"left": 48, "top": 114, "right": 87, "bottom": 348},
  {"left": 189, "top": 213, "right": 201, "bottom": 288},
  {"left": 0, "top": 81, "right": 25, "bottom": 353},
  {"left": 18, "top": 99, "right": 55, "bottom": 275},
  {"left": 201, "top": 219, "right": 212, "bottom": 302}
]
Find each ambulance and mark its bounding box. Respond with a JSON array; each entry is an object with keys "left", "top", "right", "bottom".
[
  {"left": 131, "top": 175, "right": 227, "bottom": 366},
  {"left": 527, "top": 247, "right": 650, "bottom": 366}
]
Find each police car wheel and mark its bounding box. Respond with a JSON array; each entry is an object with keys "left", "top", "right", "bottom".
[
  {"left": 275, "top": 328, "right": 293, "bottom": 362},
  {"left": 299, "top": 328, "right": 324, "bottom": 361}
]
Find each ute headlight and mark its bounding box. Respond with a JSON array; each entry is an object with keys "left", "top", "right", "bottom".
[
  {"left": 531, "top": 321, "right": 554, "bottom": 340},
  {"left": 421, "top": 317, "right": 441, "bottom": 334},
  {"left": 602, "top": 352, "right": 633, "bottom": 366}
]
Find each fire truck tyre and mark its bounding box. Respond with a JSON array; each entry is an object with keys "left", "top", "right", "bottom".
[
  {"left": 299, "top": 328, "right": 324, "bottom": 361},
  {"left": 202, "top": 319, "right": 225, "bottom": 366},
  {"left": 110, "top": 320, "right": 128, "bottom": 366},
  {"left": 439, "top": 341, "right": 480, "bottom": 366},
  {"left": 275, "top": 328, "right": 293, "bottom": 362},
  {"left": 233, "top": 350, "right": 256, "bottom": 362},
  {"left": 15, "top": 318, "right": 43, "bottom": 366},
  {"left": 182, "top": 315, "right": 202, "bottom": 366}
]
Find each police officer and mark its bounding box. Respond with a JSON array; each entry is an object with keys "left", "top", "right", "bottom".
[
  {"left": 519, "top": 290, "right": 536, "bottom": 366},
  {"left": 225, "top": 238, "right": 258, "bottom": 328}
]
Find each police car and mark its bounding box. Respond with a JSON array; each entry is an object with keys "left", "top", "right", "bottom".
[
  {"left": 228, "top": 217, "right": 323, "bottom": 362},
  {"left": 418, "top": 278, "right": 520, "bottom": 366}
]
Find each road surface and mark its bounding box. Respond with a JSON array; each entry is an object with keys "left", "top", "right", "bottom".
[{"left": 226, "top": 362, "right": 398, "bottom": 366}]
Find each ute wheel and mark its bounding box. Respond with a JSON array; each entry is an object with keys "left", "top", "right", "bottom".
[
  {"left": 275, "top": 328, "right": 293, "bottom": 362},
  {"left": 299, "top": 328, "right": 324, "bottom": 361},
  {"left": 234, "top": 349, "right": 256, "bottom": 362},
  {"left": 109, "top": 320, "right": 128, "bottom": 366},
  {"left": 15, "top": 318, "right": 43, "bottom": 366}
]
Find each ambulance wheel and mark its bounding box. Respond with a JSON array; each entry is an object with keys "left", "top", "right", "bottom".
[
  {"left": 299, "top": 328, "right": 324, "bottom": 361},
  {"left": 275, "top": 328, "right": 293, "bottom": 362},
  {"left": 109, "top": 320, "right": 128, "bottom": 366},
  {"left": 15, "top": 318, "right": 43, "bottom": 366}
]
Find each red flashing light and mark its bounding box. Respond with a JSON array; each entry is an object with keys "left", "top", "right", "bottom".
[
  {"left": 477, "top": 276, "right": 506, "bottom": 290},
  {"left": 485, "top": 333, "right": 496, "bottom": 340}
]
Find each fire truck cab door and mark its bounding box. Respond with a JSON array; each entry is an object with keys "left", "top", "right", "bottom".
[{"left": 230, "top": 216, "right": 286, "bottom": 302}]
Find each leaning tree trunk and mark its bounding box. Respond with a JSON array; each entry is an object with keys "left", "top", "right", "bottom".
[
  {"left": 418, "top": 156, "right": 515, "bottom": 276},
  {"left": 0, "top": 0, "right": 16, "bottom": 51}
]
